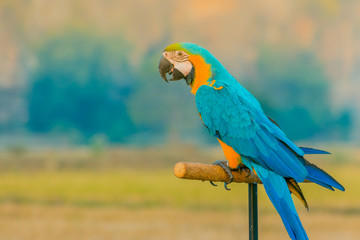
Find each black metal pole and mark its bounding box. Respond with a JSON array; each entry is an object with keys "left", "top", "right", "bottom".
[{"left": 248, "top": 183, "right": 258, "bottom": 240}]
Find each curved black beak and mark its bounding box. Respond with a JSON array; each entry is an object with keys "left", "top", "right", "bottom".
[
  {"left": 158, "top": 56, "right": 172, "bottom": 82},
  {"left": 158, "top": 56, "right": 195, "bottom": 85}
]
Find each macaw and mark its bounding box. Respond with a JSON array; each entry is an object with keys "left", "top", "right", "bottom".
[{"left": 158, "top": 42, "right": 344, "bottom": 240}]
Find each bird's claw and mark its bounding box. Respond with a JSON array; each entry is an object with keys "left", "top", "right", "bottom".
[
  {"left": 209, "top": 160, "right": 234, "bottom": 191},
  {"left": 210, "top": 181, "right": 217, "bottom": 187},
  {"left": 238, "top": 164, "right": 251, "bottom": 178},
  {"left": 224, "top": 182, "right": 231, "bottom": 190}
]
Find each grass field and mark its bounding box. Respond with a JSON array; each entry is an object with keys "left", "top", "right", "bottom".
[{"left": 0, "top": 145, "right": 359, "bottom": 239}]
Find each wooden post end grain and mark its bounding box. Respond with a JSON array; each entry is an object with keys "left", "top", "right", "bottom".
[{"left": 174, "top": 162, "right": 262, "bottom": 184}]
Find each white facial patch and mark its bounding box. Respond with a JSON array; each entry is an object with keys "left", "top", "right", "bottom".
[{"left": 173, "top": 61, "right": 193, "bottom": 77}]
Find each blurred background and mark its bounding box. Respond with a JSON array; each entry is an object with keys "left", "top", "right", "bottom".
[{"left": 0, "top": 0, "right": 359, "bottom": 239}]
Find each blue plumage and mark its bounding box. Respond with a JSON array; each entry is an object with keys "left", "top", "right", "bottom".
[
  {"left": 303, "top": 162, "right": 345, "bottom": 191},
  {"left": 196, "top": 84, "right": 308, "bottom": 182},
  {"left": 299, "top": 147, "right": 330, "bottom": 155}
]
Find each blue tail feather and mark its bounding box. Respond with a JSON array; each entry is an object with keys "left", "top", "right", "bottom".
[{"left": 243, "top": 159, "right": 309, "bottom": 240}]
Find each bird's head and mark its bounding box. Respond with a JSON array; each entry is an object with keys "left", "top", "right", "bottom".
[
  {"left": 159, "top": 42, "right": 220, "bottom": 80},
  {"left": 159, "top": 43, "right": 227, "bottom": 94},
  {"left": 158, "top": 43, "right": 196, "bottom": 85}
]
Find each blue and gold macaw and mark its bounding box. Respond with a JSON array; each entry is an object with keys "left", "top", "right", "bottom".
[{"left": 158, "top": 42, "right": 344, "bottom": 240}]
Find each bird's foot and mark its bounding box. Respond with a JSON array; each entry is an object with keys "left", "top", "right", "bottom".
[
  {"left": 209, "top": 160, "right": 234, "bottom": 191},
  {"left": 237, "top": 163, "right": 251, "bottom": 178}
]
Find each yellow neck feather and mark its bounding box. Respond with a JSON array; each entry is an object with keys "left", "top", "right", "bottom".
[{"left": 188, "top": 55, "right": 212, "bottom": 95}]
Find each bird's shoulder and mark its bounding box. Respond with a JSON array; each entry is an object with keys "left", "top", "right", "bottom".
[{"left": 195, "top": 80, "right": 263, "bottom": 119}]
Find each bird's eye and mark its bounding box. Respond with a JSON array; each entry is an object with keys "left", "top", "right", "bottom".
[{"left": 177, "top": 51, "right": 183, "bottom": 56}]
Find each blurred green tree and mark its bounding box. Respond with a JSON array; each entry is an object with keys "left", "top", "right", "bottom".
[{"left": 27, "top": 30, "right": 135, "bottom": 143}]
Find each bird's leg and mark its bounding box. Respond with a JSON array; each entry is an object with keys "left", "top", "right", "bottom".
[{"left": 209, "top": 160, "right": 234, "bottom": 191}]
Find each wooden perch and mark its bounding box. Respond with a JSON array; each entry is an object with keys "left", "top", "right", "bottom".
[{"left": 174, "top": 162, "right": 262, "bottom": 184}]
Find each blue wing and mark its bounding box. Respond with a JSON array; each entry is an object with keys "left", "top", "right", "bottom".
[
  {"left": 196, "top": 83, "right": 344, "bottom": 192},
  {"left": 196, "top": 84, "right": 308, "bottom": 182}
]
